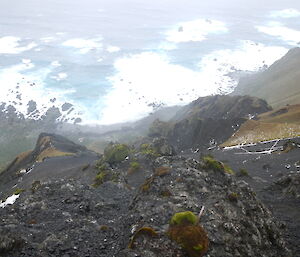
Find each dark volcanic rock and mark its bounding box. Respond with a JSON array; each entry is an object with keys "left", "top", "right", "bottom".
[
  {"left": 149, "top": 95, "right": 271, "bottom": 151},
  {"left": 0, "top": 133, "right": 99, "bottom": 198},
  {"left": 121, "top": 156, "right": 290, "bottom": 257},
  {"left": 27, "top": 100, "right": 37, "bottom": 114},
  {"left": 61, "top": 103, "right": 73, "bottom": 112},
  {"left": 0, "top": 179, "right": 131, "bottom": 257},
  {"left": 269, "top": 172, "right": 300, "bottom": 199},
  {"left": 0, "top": 135, "right": 291, "bottom": 257},
  {"left": 0, "top": 134, "right": 291, "bottom": 257},
  {"left": 2, "top": 133, "right": 88, "bottom": 177}
]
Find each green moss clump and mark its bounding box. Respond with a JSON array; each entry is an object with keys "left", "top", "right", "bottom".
[
  {"left": 193, "top": 244, "right": 204, "bottom": 251},
  {"left": 13, "top": 188, "right": 25, "bottom": 195},
  {"left": 96, "top": 162, "right": 108, "bottom": 172},
  {"left": 104, "top": 143, "right": 130, "bottom": 164},
  {"left": 239, "top": 168, "right": 249, "bottom": 176},
  {"left": 140, "top": 143, "right": 160, "bottom": 157},
  {"left": 224, "top": 164, "right": 234, "bottom": 175},
  {"left": 170, "top": 211, "right": 198, "bottom": 226},
  {"left": 92, "top": 171, "right": 108, "bottom": 187},
  {"left": 228, "top": 192, "right": 239, "bottom": 202},
  {"left": 203, "top": 156, "right": 223, "bottom": 171},
  {"left": 128, "top": 161, "right": 140, "bottom": 173},
  {"left": 168, "top": 211, "right": 209, "bottom": 257},
  {"left": 203, "top": 156, "right": 234, "bottom": 175}
]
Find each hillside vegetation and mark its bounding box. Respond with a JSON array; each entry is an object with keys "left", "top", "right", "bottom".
[
  {"left": 222, "top": 104, "right": 300, "bottom": 146},
  {"left": 233, "top": 47, "right": 300, "bottom": 108}
]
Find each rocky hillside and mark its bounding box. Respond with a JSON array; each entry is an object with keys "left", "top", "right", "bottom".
[
  {"left": 208, "top": 137, "right": 300, "bottom": 255},
  {"left": 232, "top": 47, "right": 300, "bottom": 108},
  {"left": 222, "top": 104, "right": 300, "bottom": 146},
  {"left": 148, "top": 95, "right": 271, "bottom": 150},
  {"left": 0, "top": 133, "right": 292, "bottom": 256}
]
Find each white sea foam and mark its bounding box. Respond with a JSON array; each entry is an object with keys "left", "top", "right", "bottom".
[
  {"left": 98, "top": 41, "right": 287, "bottom": 124},
  {"left": 270, "top": 9, "right": 300, "bottom": 18},
  {"left": 106, "top": 45, "right": 121, "bottom": 53},
  {"left": 21, "top": 59, "right": 34, "bottom": 68},
  {"left": 51, "top": 61, "right": 62, "bottom": 67},
  {"left": 0, "top": 62, "right": 82, "bottom": 121},
  {"left": 40, "top": 37, "right": 56, "bottom": 43},
  {"left": 165, "top": 19, "right": 228, "bottom": 43},
  {"left": 257, "top": 22, "right": 300, "bottom": 45},
  {"left": 158, "top": 42, "right": 178, "bottom": 51},
  {"left": 0, "top": 36, "right": 37, "bottom": 54},
  {"left": 52, "top": 72, "right": 68, "bottom": 81},
  {"left": 62, "top": 38, "right": 103, "bottom": 54}
]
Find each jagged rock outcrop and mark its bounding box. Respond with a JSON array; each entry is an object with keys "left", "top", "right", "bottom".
[
  {"left": 149, "top": 95, "right": 271, "bottom": 150},
  {"left": 0, "top": 134, "right": 291, "bottom": 257},
  {"left": 0, "top": 133, "right": 99, "bottom": 198},
  {"left": 268, "top": 172, "right": 300, "bottom": 199}
]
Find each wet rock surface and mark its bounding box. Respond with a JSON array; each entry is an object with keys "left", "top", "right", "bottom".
[{"left": 0, "top": 134, "right": 293, "bottom": 257}]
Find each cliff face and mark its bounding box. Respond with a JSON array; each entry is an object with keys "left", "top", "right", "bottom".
[
  {"left": 232, "top": 47, "right": 300, "bottom": 108},
  {"left": 149, "top": 95, "right": 271, "bottom": 150},
  {"left": 0, "top": 134, "right": 291, "bottom": 257}
]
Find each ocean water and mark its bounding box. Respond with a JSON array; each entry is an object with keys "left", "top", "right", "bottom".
[{"left": 0, "top": 0, "right": 299, "bottom": 124}]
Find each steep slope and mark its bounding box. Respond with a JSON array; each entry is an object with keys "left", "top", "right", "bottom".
[
  {"left": 148, "top": 95, "right": 271, "bottom": 150},
  {"left": 222, "top": 104, "right": 300, "bottom": 146},
  {"left": 0, "top": 133, "right": 99, "bottom": 197},
  {"left": 232, "top": 47, "right": 300, "bottom": 108}
]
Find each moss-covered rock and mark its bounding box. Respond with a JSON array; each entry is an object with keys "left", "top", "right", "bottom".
[
  {"left": 202, "top": 156, "right": 234, "bottom": 175},
  {"left": 139, "top": 143, "right": 160, "bottom": 157},
  {"left": 202, "top": 156, "right": 223, "bottom": 172},
  {"left": 92, "top": 171, "right": 108, "bottom": 187},
  {"left": 168, "top": 211, "right": 209, "bottom": 257},
  {"left": 104, "top": 143, "right": 130, "bottom": 165},
  {"left": 170, "top": 211, "right": 198, "bottom": 226}
]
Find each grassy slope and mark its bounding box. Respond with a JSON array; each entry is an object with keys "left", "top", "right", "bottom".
[
  {"left": 222, "top": 104, "right": 300, "bottom": 146},
  {"left": 233, "top": 47, "right": 300, "bottom": 108}
]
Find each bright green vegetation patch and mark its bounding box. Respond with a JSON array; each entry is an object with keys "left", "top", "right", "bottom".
[
  {"left": 228, "top": 192, "right": 239, "bottom": 202},
  {"left": 203, "top": 156, "right": 234, "bottom": 175},
  {"left": 92, "top": 171, "right": 108, "bottom": 187},
  {"left": 130, "top": 161, "right": 140, "bottom": 171},
  {"left": 203, "top": 156, "right": 223, "bottom": 171},
  {"left": 140, "top": 143, "right": 160, "bottom": 157},
  {"left": 13, "top": 188, "right": 25, "bottom": 195},
  {"left": 170, "top": 211, "right": 198, "bottom": 226},
  {"left": 224, "top": 164, "right": 234, "bottom": 175},
  {"left": 168, "top": 211, "right": 209, "bottom": 257},
  {"left": 193, "top": 244, "right": 204, "bottom": 251},
  {"left": 104, "top": 143, "right": 130, "bottom": 164}
]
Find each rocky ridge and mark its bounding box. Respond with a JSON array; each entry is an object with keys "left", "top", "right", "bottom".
[
  {"left": 148, "top": 95, "right": 271, "bottom": 151},
  {"left": 0, "top": 133, "right": 292, "bottom": 257}
]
